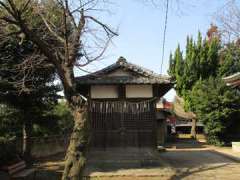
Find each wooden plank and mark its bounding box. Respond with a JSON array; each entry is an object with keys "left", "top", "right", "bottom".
[
  {"left": 12, "top": 168, "right": 35, "bottom": 178},
  {"left": 89, "top": 99, "right": 156, "bottom": 148},
  {"left": 7, "top": 161, "right": 25, "bottom": 170},
  {"left": 8, "top": 162, "right": 26, "bottom": 175}
]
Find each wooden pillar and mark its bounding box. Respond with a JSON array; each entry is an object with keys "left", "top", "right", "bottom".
[
  {"left": 118, "top": 85, "right": 126, "bottom": 99},
  {"left": 191, "top": 118, "right": 197, "bottom": 139},
  {"left": 152, "top": 85, "right": 159, "bottom": 97}
]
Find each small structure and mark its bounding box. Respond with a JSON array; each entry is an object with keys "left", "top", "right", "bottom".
[
  {"left": 223, "top": 73, "right": 240, "bottom": 152},
  {"left": 156, "top": 99, "right": 173, "bottom": 144},
  {"left": 76, "top": 57, "right": 173, "bottom": 148},
  {"left": 172, "top": 96, "right": 203, "bottom": 138}
]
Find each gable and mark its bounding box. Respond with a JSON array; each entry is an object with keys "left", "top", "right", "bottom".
[
  {"left": 106, "top": 69, "right": 132, "bottom": 77},
  {"left": 76, "top": 57, "right": 172, "bottom": 85}
]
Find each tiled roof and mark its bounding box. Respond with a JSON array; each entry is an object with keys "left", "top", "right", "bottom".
[
  {"left": 173, "top": 96, "right": 196, "bottom": 120},
  {"left": 76, "top": 57, "right": 172, "bottom": 85},
  {"left": 223, "top": 72, "right": 240, "bottom": 88}
]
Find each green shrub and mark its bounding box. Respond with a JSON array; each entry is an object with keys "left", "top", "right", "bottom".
[
  {"left": 189, "top": 78, "right": 240, "bottom": 145},
  {"left": 0, "top": 136, "right": 19, "bottom": 166}
]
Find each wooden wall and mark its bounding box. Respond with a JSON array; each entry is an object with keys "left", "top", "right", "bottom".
[{"left": 90, "top": 85, "right": 154, "bottom": 99}]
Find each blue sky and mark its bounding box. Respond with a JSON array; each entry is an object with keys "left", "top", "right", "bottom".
[{"left": 79, "top": 0, "right": 228, "bottom": 101}]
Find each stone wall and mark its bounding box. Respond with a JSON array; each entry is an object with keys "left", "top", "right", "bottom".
[{"left": 16, "top": 135, "right": 70, "bottom": 158}]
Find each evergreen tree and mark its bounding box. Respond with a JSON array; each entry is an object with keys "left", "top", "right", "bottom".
[
  {"left": 0, "top": 37, "right": 59, "bottom": 160},
  {"left": 172, "top": 44, "right": 184, "bottom": 96},
  {"left": 199, "top": 39, "right": 208, "bottom": 78},
  {"left": 189, "top": 78, "right": 240, "bottom": 145},
  {"left": 168, "top": 52, "right": 175, "bottom": 78},
  {"left": 169, "top": 31, "right": 221, "bottom": 105},
  {"left": 206, "top": 38, "right": 220, "bottom": 77},
  {"left": 218, "top": 42, "right": 240, "bottom": 76},
  {"left": 168, "top": 25, "right": 240, "bottom": 144}
]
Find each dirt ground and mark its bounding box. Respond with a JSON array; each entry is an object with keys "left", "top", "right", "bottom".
[
  {"left": 33, "top": 140, "right": 240, "bottom": 180},
  {"left": 159, "top": 150, "right": 240, "bottom": 180},
  {"left": 160, "top": 140, "right": 240, "bottom": 180}
]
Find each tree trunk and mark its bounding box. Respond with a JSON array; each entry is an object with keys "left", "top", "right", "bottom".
[
  {"left": 61, "top": 97, "right": 89, "bottom": 180},
  {"left": 191, "top": 118, "right": 197, "bottom": 139},
  {"left": 22, "top": 118, "right": 33, "bottom": 163},
  {"left": 57, "top": 64, "right": 90, "bottom": 179}
]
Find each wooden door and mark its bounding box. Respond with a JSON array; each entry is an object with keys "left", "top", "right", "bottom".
[{"left": 89, "top": 99, "right": 156, "bottom": 148}]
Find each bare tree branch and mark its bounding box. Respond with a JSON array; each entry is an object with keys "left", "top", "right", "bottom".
[
  {"left": 215, "top": 0, "right": 240, "bottom": 42},
  {"left": 85, "top": 15, "right": 118, "bottom": 37},
  {"left": 1, "top": 0, "right": 59, "bottom": 66},
  {"left": 38, "top": 12, "right": 65, "bottom": 44},
  {"left": 19, "top": 0, "right": 31, "bottom": 13}
]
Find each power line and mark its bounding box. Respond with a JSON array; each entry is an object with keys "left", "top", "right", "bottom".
[{"left": 160, "top": 0, "right": 169, "bottom": 74}]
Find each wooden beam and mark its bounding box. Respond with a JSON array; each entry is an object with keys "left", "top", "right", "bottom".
[{"left": 118, "top": 85, "right": 126, "bottom": 99}]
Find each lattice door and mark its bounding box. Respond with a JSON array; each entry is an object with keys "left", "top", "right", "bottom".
[{"left": 89, "top": 99, "right": 156, "bottom": 148}]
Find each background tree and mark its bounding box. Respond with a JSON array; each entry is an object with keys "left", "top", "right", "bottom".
[
  {"left": 169, "top": 29, "right": 221, "bottom": 105},
  {"left": 0, "top": 0, "right": 117, "bottom": 179},
  {"left": 169, "top": 30, "right": 221, "bottom": 126},
  {"left": 0, "top": 36, "right": 59, "bottom": 161},
  {"left": 0, "top": 105, "right": 21, "bottom": 138},
  {"left": 169, "top": 25, "right": 240, "bottom": 144},
  {"left": 189, "top": 78, "right": 240, "bottom": 145},
  {"left": 218, "top": 42, "right": 240, "bottom": 77},
  {"left": 216, "top": 0, "right": 240, "bottom": 42}
]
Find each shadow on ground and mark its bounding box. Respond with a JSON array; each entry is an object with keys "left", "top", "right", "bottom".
[
  {"left": 159, "top": 142, "right": 240, "bottom": 180},
  {"left": 34, "top": 148, "right": 175, "bottom": 180},
  {"left": 169, "top": 163, "right": 230, "bottom": 180},
  {"left": 159, "top": 150, "right": 234, "bottom": 168},
  {"left": 33, "top": 140, "right": 240, "bottom": 180},
  {"left": 165, "top": 138, "right": 208, "bottom": 149},
  {"left": 83, "top": 147, "right": 175, "bottom": 178},
  {"left": 34, "top": 153, "right": 64, "bottom": 180}
]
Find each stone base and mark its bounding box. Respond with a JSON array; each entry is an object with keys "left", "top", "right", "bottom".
[
  {"left": 83, "top": 147, "right": 175, "bottom": 178},
  {"left": 157, "top": 146, "right": 166, "bottom": 152}
]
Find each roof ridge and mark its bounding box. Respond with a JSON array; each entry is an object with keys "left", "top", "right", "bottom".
[
  {"left": 114, "top": 56, "right": 169, "bottom": 79},
  {"left": 76, "top": 57, "right": 171, "bottom": 82},
  {"left": 116, "top": 56, "right": 127, "bottom": 64},
  {"left": 124, "top": 61, "right": 170, "bottom": 79}
]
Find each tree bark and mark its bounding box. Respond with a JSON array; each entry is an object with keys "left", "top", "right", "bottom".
[
  {"left": 191, "top": 118, "right": 197, "bottom": 139},
  {"left": 57, "top": 62, "right": 90, "bottom": 180},
  {"left": 61, "top": 103, "right": 88, "bottom": 180},
  {"left": 22, "top": 118, "right": 33, "bottom": 163}
]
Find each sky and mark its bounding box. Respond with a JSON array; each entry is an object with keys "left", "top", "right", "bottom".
[{"left": 77, "top": 0, "right": 229, "bottom": 101}]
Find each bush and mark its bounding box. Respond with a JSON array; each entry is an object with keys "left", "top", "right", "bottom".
[
  {"left": 0, "top": 136, "right": 19, "bottom": 166},
  {"left": 30, "top": 101, "right": 74, "bottom": 137},
  {"left": 189, "top": 78, "right": 240, "bottom": 145}
]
